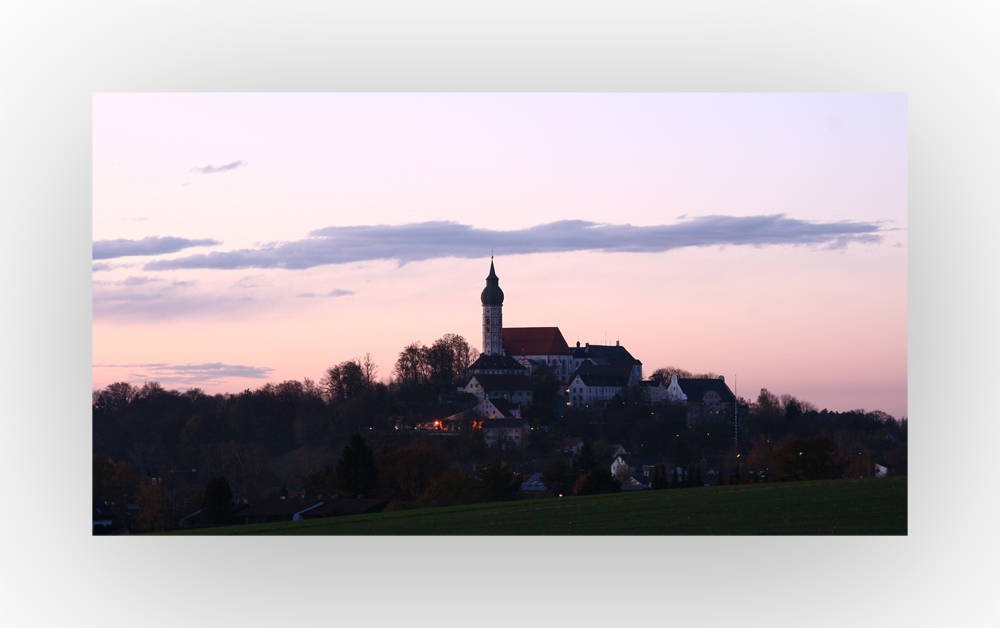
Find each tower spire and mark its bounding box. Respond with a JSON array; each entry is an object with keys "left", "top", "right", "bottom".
[{"left": 481, "top": 256, "right": 504, "bottom": 356}]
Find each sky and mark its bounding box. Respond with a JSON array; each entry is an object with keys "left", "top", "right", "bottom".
[{"left": 92, "top": 93, "right": 907, "bottom": 418}]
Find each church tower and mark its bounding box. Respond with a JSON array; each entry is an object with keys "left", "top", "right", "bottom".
[{"left": 481, "top": 257, "right": 505, "bottom": 356}]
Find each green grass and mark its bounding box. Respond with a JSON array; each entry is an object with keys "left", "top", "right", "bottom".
[{"left": 168, "top": 476, "right": 906, "bottom": 535}]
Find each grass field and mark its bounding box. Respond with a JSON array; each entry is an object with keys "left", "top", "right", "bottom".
[{"left": 169, "top": 476, "right": 906, "bottom": 535}]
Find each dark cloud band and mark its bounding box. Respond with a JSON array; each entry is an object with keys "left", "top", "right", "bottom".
[
  {"left": 94, "top": 236, "right": 222, "bottom": 260},
  {"left": 143, "top": 215, "right": 884, "bottom": 271}
]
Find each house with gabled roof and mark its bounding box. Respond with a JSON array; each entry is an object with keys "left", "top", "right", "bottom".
[
  {"left": 566, "top": 362, "right": 639, "bottom": 408},
  {"left": 462, "top": 373, "right": 534, "bottom": 406},
  {"left": 475, "top": 397, "right": 521, "bottom": 419},
  {"left": 571, "top": 341, "right": 643, "bottom": 382},
  {"left": 467, "top": 353, "right": 528, "bottom": 376},
  {"left": 672, "top": 375, "right": 736, "bottom": 426},
  {"left": 563, "top": 436, "right": 583, "bottom": 456}
]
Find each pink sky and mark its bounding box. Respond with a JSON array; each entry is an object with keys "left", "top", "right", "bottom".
[{"left": 92, "top": 93, "right": 907, "bottom": 418}]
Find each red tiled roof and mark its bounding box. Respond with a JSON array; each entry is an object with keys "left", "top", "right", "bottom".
[{"left": 503, "top": 327, "right": 573, "bottom": 356}]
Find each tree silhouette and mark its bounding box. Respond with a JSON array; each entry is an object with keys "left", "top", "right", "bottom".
[
  {"left": 336, "top": 434, "right": 379, "bottom": 497},
  {"left": 202, "top": 476, "right": 234, "bottom": 526}
]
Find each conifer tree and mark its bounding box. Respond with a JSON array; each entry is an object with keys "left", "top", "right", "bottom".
[{"left": 336, "top": 434, "right": 379, "bottom": 498}]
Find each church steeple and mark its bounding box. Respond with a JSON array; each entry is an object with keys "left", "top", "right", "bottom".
[
  {"left": 481, "top": 257, "right": 504, "bottom": 355},
  {"left": 481, "top": 256, "right": 504, "bottom": 306}
]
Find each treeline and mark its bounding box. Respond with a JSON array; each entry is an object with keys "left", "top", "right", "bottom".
[
  {"left": 93, "top": 330, "right": 907, "bottom": 529},
  {"left": 92, "top": 333, "right": 493, "bottom": 508}
]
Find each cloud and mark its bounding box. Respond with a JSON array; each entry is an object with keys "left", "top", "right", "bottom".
[
  {"left": 93, "top": 362, "right": 275, "bottom": 388},
  {"left": 94, "top": 236, "right": 222, "bottom": 260},
  {"left": 92, "top": 261, "right": 113, "bottom": 272},
  {"left": 296, "top": 288, "right": 354, "bottom": 298},
  {"left": 144, "top": 215, "right": 886, "bottom": 271},
  {"left": 233, "top": 274, "right": 265, "bottom": 289},
  {"left": 189, "top": 160, "right": 247, "bottom": 174}
]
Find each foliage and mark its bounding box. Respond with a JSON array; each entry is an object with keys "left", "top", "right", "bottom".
[
  {"left": 770, "top": 436, "right": 843, "bottom": 481},
  {"left": 650, "top": 465, "right": 669, "bottom": 490},
  {"left": 479, "top": 458, "right": 521, "bottom": 502},
  {"left": 649, "top": 367, "right": 721, "bottom": 382},
  {"left": 377, "top": 445, "right": 447, "bottom": 502},
  {"left": 574, "top": 468, "right": 621, "bottom": 496},
  {"left": 138, "top": 477, "right": 173, "bottom": 532},
  {"left": 323, "top": 355, "right": 378, "bottom": 404},
  {"left": 541, "top": 459, "right": 577, "bottom": 497},
  {"left": 418, "top": 470, "right": 482, "bottom": 508},
  {"left": 93, "top": 455, "right": 117, "bottom": 502},
  {"left": 201, "top": 476, "right": 234, "bottom": 526},
  {"left": 572, "top": 441, "right": 598, "bottom": 475},
  {"left": 336, "top": 434, "right": 380, "bottom": 498},
  {"left": 461, "top": 427, "right": 488, "bottom": 462},
  {"left": 302, "top": 465, "right": 339, "bottom": 499}
]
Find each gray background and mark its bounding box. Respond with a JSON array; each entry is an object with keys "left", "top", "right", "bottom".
[{"left": 1, "top": 1, "right": 996, "bottom": 626}]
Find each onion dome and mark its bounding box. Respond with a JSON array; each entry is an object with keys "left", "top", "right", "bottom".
[{"left": 480, "top": 258, "right": 504, "bottom": 305}]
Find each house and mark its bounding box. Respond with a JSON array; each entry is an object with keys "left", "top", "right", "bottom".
[
  {"left": 475, "top": 397, "right": 521, "bottom": 419},
  {"left": 656, "top": 373, "right": 737, "bottom": 426},
  {"left": 462, "top": 373, "right": 534, "bottom": 406},
  {"left": 622, "top": 473, "right": 652, "bottom": 491},
  {"left": 411, "top": 403, "right": 477, "bottom": 430},
  {"left": 566, "top": 362, "right": 638, "bottom": 408},
  {"left": 520, "top": 472, "right": 548, "bottom": 495},
  {"left": 571, "top": 341, "right": 643, "bottom": 383},
  {"left": 482, "top": 418, "right": 531, "bottom": 450},
  {"left": 563, "top": 436, "right": 583, "bottom": 456},
  {"left": 467, "top": 352, "right": 528, "bottom": 376},
  {"left": 641, "top": 378, "right": 668, "bottom": 404}
]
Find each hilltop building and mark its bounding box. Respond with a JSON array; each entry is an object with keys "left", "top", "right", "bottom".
[
  {"left": 645, "top": 373, "right": 737, "bottom": 426},
  {"left": 465, "top": 258, "right": 652, "bottom": 412}
]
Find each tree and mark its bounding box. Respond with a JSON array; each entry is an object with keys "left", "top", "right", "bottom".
[
  {"left": 336, "top": 434, "right": 380, "bottom": 497},
  {"left": 93, "top": 455, "right": 117, "bottom": 502},
  {"left": 541, "top": 459, "right": 577, "bottom": 497},
  {"left": 461, "top": 426, "right": 488, "bottom": 461},
  {"left": 651, "top": 464, "right": 669, "bottom": 490},
  {"left": 574, "top": 468, "right": 621, "bottom": 495},
  {"left": 137, "top": 477, "right": 172, "bottom": 532},
  {"left": 573, "top": 441, "right": 598, "bottom": 475},
  {"left": 201, "top": 476, "right": 234, "bottom": 526},
  {"left": 770, "top": 436, "right": 843, "bottom": 481},
  {"left": 418, "top": 470, "right": 482, "bottom": 508},
  {"left": 323, "top": 359, "right": 369, "bottom": 404},
  {"left": 479, "top": 458, "right": 520, "bottom": 502},
  {"left": 745, "top": 434, "right": 772, "bottom": 476},
  {"left": 93, "top": 381, "right": 138, "bottom": 415},
  {"left": 377, "top": 445, "right": 447, "bottom": 502},
  {"left": 394, "top": 342, "right": 429, "bottom": 386},
  {"left": 303, "top": 465, "right": 339, "bottom": 498}
]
